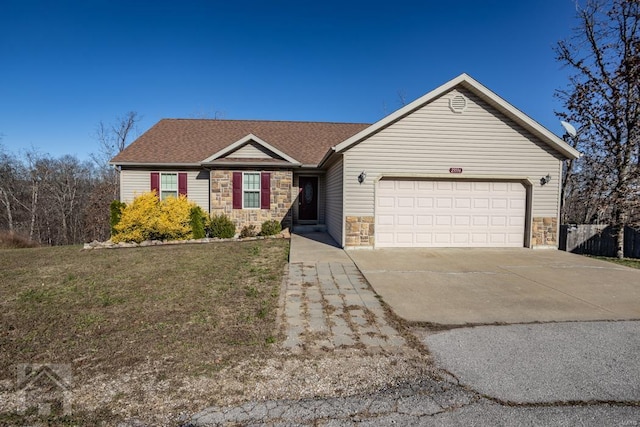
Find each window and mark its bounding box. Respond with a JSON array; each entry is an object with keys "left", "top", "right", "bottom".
[
  {"left": 160, "top": 173, "right": 178, "bottom": 200},
  {"left": 243, "top": 172, "right": 260, "bottom": 208},
  {"left": 232, "top": 171, "right": 269, "bottom": 210}
]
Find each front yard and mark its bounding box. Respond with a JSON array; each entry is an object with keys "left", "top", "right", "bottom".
[{"left": 0, "top": 240, "right": 289, "bottom": 425}]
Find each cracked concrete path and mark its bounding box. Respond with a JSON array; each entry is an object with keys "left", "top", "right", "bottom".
[
  {"left": 281, "top": 261, "right": 406, "bottom": 353},
  {"left": 188, "top": 377, "right": 640, "bottom": 426},
  {"left": 189, "top": 377, "right": 479, "bottom": 426},
  {"left": 277, "top": 232, "right": 408, "bottom": 353}
]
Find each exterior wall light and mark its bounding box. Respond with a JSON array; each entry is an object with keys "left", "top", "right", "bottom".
[
  {"left": 358, "top": 171, "right": 367, "bottom": 184},
  {"left": 540, "top": 174, "right": 551, "bottom": 186}
]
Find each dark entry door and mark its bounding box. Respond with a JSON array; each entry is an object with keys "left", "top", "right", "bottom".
[{"left": 298, "top": 176, "right": 318, "bottom": 221}]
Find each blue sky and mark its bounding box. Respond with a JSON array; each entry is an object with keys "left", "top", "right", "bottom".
[{"left": 1, "top": 0, "right": 580, "bottom": 160}]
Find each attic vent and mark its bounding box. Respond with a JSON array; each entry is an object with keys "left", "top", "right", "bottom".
[{"left": 449, "top": 94, "right": 468, "bottom": 113}]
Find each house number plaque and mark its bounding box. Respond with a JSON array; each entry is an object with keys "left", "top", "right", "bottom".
[{"left": 449, "top": 168, "right": 463, "bottom": 173}]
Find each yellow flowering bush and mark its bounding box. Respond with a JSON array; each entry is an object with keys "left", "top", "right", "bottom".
[{"left": 112, "top": 192, "right": 195, "bottom": 243}]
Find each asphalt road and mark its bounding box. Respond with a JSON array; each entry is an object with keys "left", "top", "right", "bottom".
[{"left": 425, "top": 320, "right": 640, "bottom": 403}]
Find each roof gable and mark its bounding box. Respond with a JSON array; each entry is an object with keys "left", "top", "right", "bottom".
[
  {"left": 330, "top": 73, "right": 580, "bottom": 161},
  {"left": 202, "top": 133, "right": 300, "bottom": 164}
]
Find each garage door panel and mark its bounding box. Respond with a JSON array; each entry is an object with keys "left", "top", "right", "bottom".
[
  {"left": 377, "top": 196, "right": 394, "bottom": 208},
  {"left": 376, "top": 179, "right": 526, "bottom": 248},
  {"left": 474, "top": 182, "right": 491, "bottom": 191},
  {"left": 417, "top": 181, "right": 435, "bottom": 190},
  {"left": 492, "top": 198, "right": 508, "bottom": 209},
  {"left": 511, "top": 199, "right": 526, "bottom": 209},
  {"left": 510, "top": 216, "right": 525, "bottom": 226},
  {"left": 436, "top": 216, "right": 452, "bottom": 226},
  {"left": 376, "top": 232, "right": 394, "bottom": 244},
  {"left": 508, "top": 233, "right": 524, "bottom": 243},
  {"left": 436, "top": 198, "right": 453, "bottom": 208},
  {"left": 492, "top": 182, "right": 509, "bottom": 192},
  {"left": 454, "top": 216, "right": 471, "bottom": 225},
  {"left": 415, "top": 233, "right": 433, "bottom": 243},
  {"left": 416, "top": 215, "right": 433, "bottom": 225},
  {"left": 396, "top": 233, "right": 414, "bottom": 244},
  {"left": 491, "top": 216, "right": 507, "bottom": 226},
  {"left": 417, "top": 197, "right": 433, "bottom": 208},
  {"left": 377, "top": 214, "right": 395, "bottom": 226},
  {"left": 378, "top": 180, "right": 395, "bottom": 190},
  {"left": 455, "top": 181, "right": 472, "bottom": 191},
  {"left": 397, "top": 215, "right": 414, "bottom": 226},
  {"left": 452, "top": 233, "right": 470, "bottom": 243},
  {"left": 473, "top": 216, "right": 489, "bottom": 226},
  {"left": 474, "top": 198, "right": 490, "bottom": 209},
  {"left": 455, "top": 198, "right": 472, "bottom": 209},
  {"left": 397, "top": 181, "right": 415, "bottom": 190},
  {"left": 471, "top": 233, "right": 488, "bottom": 243},
  {"left": 490, "top": 234, "right": 506, "bottom": 244},
  {"left": 398, "top": 197, "right": 415, "bottom": 208},
  {"left": 437, "top": 181, "right": 453, "bottom": 190}
]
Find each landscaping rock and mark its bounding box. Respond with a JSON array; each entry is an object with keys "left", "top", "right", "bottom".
[{"left": 82, "top": 233, "right": 289, "bottom": 250}]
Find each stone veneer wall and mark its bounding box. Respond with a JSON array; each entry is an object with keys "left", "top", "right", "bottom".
[
  {"left": 532, "top": 217, "right": 558, "bottom": 247},
  {"left": 345, "top": 216, "right": 374, "bottom": 247},
  {"left": 210, "top": 170, "right": 293, "bottom": 232}
]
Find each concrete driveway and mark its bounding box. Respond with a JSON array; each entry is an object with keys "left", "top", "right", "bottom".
[{"left": 348, "top": 248, "right": 640, "bottom": 324}]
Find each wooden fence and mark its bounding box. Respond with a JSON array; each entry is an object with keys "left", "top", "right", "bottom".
[{"left": 559, "top": 224, "right": 640, "bottom": 258}]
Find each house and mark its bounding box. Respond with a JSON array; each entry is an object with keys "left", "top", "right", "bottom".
[{"left": 110, "top": 74, "right": 580, "bottom": 249}]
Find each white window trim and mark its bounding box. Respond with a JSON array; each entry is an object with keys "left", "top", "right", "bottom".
[
  {"left": 160, "top": 172, "right": 178, "bottom": 201},
  {"left": 242, "top": 171, "right": 261, "bottom": 209}
]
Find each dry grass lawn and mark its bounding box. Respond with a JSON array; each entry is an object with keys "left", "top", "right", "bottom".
[
  {"left": 591, "top": 255, "right": 640, "bottom": 269},
  {"left": 0, "top": 239, "right": 289, "bottom": 425}
]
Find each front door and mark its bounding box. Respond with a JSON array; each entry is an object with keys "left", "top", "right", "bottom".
[{"left": 298, "top": 176, "right": 318, "bottom": 221}]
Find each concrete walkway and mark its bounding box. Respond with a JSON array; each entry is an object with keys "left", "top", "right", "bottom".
[{"left": 281, "top": 232, "right": 406, "bottom": 353}]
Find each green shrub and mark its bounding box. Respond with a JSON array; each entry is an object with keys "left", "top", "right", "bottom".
[
  {"left": 208, "top": 214, "right": 236, "bottom": 239},
  {"left": 240, "top": 224, "right": 257, "bottom": 238},
  {"left": 190, "top": 206, "right": 207, "bottom": 239},
  {"left": 260, "top": 219, "right": 282, "bottom": 236},
  {"left": 109, "top": 200, "right": 126, "bottom": 235}
]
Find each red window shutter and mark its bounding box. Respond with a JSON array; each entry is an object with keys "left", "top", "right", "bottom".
[
  {"left": 261, "top": 172, "right": 270, "bottom": 209},
  {"left": 150, "top": 172, "right": 160, "bottom": 195},
  {"left": 232, "top": 172, "right": 242, "bottom": 209},
  {"left": 178, "top": 173, "right": 187, "bottom": 196}
]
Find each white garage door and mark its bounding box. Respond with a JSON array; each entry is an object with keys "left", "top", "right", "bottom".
[{"left": 376, "top": 180, "right": 526, "bottom": 248}]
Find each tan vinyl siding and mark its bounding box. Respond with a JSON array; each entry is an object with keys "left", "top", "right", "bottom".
[
  {"left": 120, "top": 169, "right": 210, "bottom": 211},
  {"left": 325, "top": 157, "right": 344, "bottom": 246},
  {"left": 343, "top": 87, "right": 564, "bottom": 219},
  {"left": 225, "top": 142, "right": 278, "bottom": 159}
]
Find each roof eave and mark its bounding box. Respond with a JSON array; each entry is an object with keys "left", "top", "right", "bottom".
[
  {"left": 109, "top": 161, "right": 203, "bottom": 168},
  {"left": 201, "top": 161, "right": 301, "bottom": 168},
  {"left": 317, "top": 147, "right": 337, "bottom": 168}
]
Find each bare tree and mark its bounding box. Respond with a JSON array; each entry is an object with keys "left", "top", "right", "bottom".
[
  {"left": 85, "top": 112, "right": 141, "bottom": 242},
  {"left": 0, "top": 145, "right": 20, "bottom": 233},
  {"left": 92, "top": 111, "right": 140, "bottom": 195},
  {"left": 93, "top": 111, "right": 140, "bottom": 165},
  {"left": 556, "top": 0, "right": 640, "bottom": 258}
]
